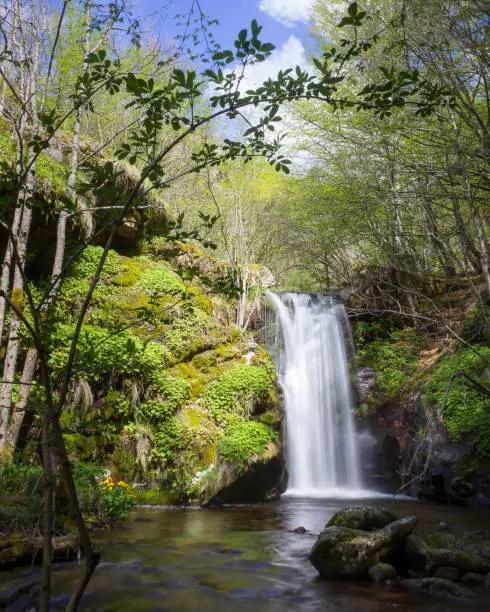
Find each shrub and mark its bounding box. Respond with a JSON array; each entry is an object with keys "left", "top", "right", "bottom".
[
  {"left": 0, "top": 460, "right": 44, "bottom": 531},
  {"left": 73, "top": 463, "right": 136, "bottom": 522},
  {"left": 48, "top": 323, "right": 167, "bottom": 383},
  {"left": 423, "top": 345, "right": 490, "bottom": 456},
  {"left": 202, "top": 365, "right": 273, "bottom": 425},
  {"left": 219, "top": 422, "right": 277, "bottom": 465}
]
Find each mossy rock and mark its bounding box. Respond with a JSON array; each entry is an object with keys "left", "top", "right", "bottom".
[
  {"left": 169, "top": 363, "right": 209, "bottom": 399},
  {"left": 191, "top": 351, "right": 219, "bottom": 370},
  {"left": 326, "top": 506, "right": 398, "bottom": 531}
]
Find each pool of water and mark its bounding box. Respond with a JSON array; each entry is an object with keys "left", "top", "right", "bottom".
[{"left": 1, "top": 496, "right": 490, "bottom": 611}]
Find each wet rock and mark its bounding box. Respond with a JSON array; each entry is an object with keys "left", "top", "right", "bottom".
[
  {"left": 292, "top": 526, "right": 307, "bottom": 534},
  {"left": 438, "top": 522, "right": 450, "bottom": 532},
  {"left": 399, "top": 577, "right": 475, "bottom": 600},
  {"left": 309, "top": 516, "right": 417, "bottom": 579},
  {"left": 433, "top": 566, "right": 459, "bottom": 582},
  {"left": 202, "top": 456, "right": 287, "bottom": 505},
  {"left": 461, "top": 572, "right": 485, "bottom": 586},
  {"left": 368, "top": 562, "right": 396, "bottom": 583},
  {"left": 406, "top": 534, "right": 490, "bottom": 575},
  {"left": 484, "top": 572, "right": 490, "bottom": 590},
  {"left": 326, "top": 506, "right": 398, "bottom": 531}
]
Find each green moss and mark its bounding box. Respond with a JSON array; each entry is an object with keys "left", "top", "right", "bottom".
[
  {"left": 219, "top": 422, "right": 277, "bottom": 465},
  {"left": 137, "top": 266, "right": 185, "bottom": 296},
  {"left": 135, "top": 488, "right": 172, "bottom": 505},
  {"left": 111, "top": 256, "right": 146, "bottom": 286},
  {"left": 164, "top": 306, "right": 209, "bottom": 358},
  {"left": 202, "top": 365, "right": 274, "bottom": 426},
  {"left": 425, "top": 533, "right": 457, "bottom": 549},
  {"left": 169, "top": 363, "right": 208, "bottom": 398},
  {"left": 191, "top": 351, "right": 218, "bottom": 370},
  {"left": 68, "top": 245, "right": 120, "bottom": 280},
  {"left": 423, "top": 345, "right": 490, "bottom": 456}
]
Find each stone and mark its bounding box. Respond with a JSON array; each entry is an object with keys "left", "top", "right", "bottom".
[
  {"left": 309, "top": 516, "right": 417, "bottom": 579},
  {"left": 484, "top": 573, "right": 490, "bottom": 590},
  {"left": 326, "top": 506, "right": 398, "bottom": 531},
  {"left": 406, "top": 534, "right": 490, "bottom": 576},
  {"left": 461, "top": 572, "right": 485, "bottom": 586},
  {"left": 368, "top": 563, "right": 396, "bottom": 583},
  {"left": 433, "top": 566, "right": 459, "bottom": 582},
  {"left": 399, "top": 578, "right": 475, "bottom": 600},
  {"left": 293, "top": 526, "right": 307, "bottom": 534},
  {"left": 202, "top": 455, "right": 287, "bottom": 505}
]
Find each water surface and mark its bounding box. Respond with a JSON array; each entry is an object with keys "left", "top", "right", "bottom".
[{"left": 1, "top": 496, "right": 489, "bottom": 611}]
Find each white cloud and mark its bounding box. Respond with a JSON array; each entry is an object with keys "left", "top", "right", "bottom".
[
  {"left": 239, "top": 35, "right": 307, "bottom": 91},
  {"left": 259, "top": 0, "right": 313, "bottom": 28}
]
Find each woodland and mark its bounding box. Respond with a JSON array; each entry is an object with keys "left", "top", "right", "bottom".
[{"left": 0, "top": 0, "right": 488, "bottom": 610}]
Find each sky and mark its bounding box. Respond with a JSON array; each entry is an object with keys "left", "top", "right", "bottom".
[{"left": 137, "top": 0, "right": 318, "bottom": 81}]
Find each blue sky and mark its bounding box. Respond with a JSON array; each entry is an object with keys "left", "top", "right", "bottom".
[
  {"left": 136, "top": 0, "right": 317, "bottom": 80},
  {"left": 138, "top": 0, "right": 313, "bottom": 48}
]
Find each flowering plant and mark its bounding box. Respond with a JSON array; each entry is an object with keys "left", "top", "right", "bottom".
[{"left": 98, "top": 475, "right": 136, "bottom": 521}]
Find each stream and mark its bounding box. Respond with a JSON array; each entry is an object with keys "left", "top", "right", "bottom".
[{"left": 1, "top": 496, "right": 490, "bottom": 611}]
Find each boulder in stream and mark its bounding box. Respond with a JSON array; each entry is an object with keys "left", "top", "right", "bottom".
[
  {"left": 326, "top": 506, "right": 398, "bottom": 531},
  {"left": 406, "top": 533, "right": 490, "bottom": 576},
  {"left": 309, "top": 515, "right": 417, "bottom": 579},
  {"left": 399, "top": 577, "right": 475, "bottom": 600}
]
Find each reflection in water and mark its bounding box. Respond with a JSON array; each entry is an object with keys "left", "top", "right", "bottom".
[{"left": 1, "top": 497, "right": 489, "bottom": 611}]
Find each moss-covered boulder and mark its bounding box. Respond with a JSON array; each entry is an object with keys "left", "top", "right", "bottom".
[
  {"left": 309, "top": 516, "right": 417, "bottom": 579},
  {"left": 44, "top": 240, "right": 284, "bottom": 505},
  {"left": 326, "top": 506, "right": 399, "bottom": 531}
]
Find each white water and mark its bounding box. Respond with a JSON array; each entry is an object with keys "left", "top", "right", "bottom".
[{"left": 268, "top": 292, "right": 368, "bottom": 497}]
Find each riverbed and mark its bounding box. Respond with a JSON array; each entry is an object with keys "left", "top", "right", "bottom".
[{"left": 1, "top": 496, "right": 490, "bottom": 611}]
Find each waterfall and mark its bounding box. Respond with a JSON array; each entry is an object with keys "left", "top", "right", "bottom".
[{"left": 267, "top": 292, "right": 364, "bottom": 497}]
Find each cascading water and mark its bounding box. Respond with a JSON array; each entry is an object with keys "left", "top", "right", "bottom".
[{"left": 267, "top": 292, "right": 364, "bottom": 497}]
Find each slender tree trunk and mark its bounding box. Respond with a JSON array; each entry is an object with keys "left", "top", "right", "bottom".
[
  {"left": 8, "top": 2, "right": 91, "bottom": 451},
  {"left": 0, "top": 207, "right": 23, "bottom": 345}
]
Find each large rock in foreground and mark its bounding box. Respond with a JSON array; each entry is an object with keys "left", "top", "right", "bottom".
[{"left": 309, "top": 515, "right": 417, "bottom": 579}]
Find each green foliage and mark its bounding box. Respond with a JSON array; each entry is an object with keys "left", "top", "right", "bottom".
[
  {"left": 0, "top": 460, "right": 43, "bottom": 531},
  {"left": 357, "top": 328, "right": 420, "bottom": 397},
  {"left": 98, "top": 477, "right": 137, "bottom": 521},
  {"left": 72, "top": 463, "right": 136, "bottom": 522},
  {"left": 202, "top": 365, "right": 273, "bottom": 425},
  {"left": 150, "top": 418, "right": 190, "bottom": 465},
  {"left": 460, "top": 306, "right": 490, "bottom": 343},
  {"left": 164, "top": 306, "right": 209, "bottom": 357},
  {"left": 48, "top": 323, "right": 167, "bottom": 383},
  {"left": 423, "top": 345, "right": 490, "bottom": 456},
  {"left": 219, "top": 421, "right": 277, "bottom": 465},
  {"left": 138, "top": 377, "right": 189, "bottom": 423},
  {"left": 68, "top": 245, "right": 121, "bottom": 280},
  {"left": 137, "top": 266, "right": 186, "bottom": 296}
]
